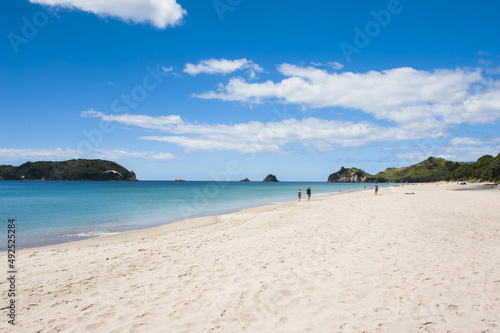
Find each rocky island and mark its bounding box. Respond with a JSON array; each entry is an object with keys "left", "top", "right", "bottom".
[
  {"left": 263, "top": 174, "right": 279, "bottom": 182},
  {"left": 0, "top": 159, "right": 137, "bottom": 181}
]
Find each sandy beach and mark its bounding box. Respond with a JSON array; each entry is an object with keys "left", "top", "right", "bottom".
[{"left": 4, "top": 183, "right": 500, "bottom": 332}]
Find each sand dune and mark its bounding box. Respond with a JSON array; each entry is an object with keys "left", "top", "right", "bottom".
[{"left": 4, "top": 183, "right": 500, "bottom": 332}]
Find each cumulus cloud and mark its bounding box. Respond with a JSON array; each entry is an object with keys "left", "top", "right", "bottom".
[
  {"left": 29, "top": 0, "right": 186, "bottom": 29},
  {"left": 194, "top": 65, "right": 500, "bottom": 130},
  {"left": 84, "top": 111, "right": 451, "bottom": 154},
  {"left": 462, "top": 84, "right": 500, "bottom": 123},
  {"left": 183, "top": 58, "right": 263, "bottom": 77}
]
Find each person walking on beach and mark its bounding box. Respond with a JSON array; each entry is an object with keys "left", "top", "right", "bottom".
[
  {"left": 306, "top": 187, "right": 311, "bottom": 201},
  {"left": 374, "top": 182, "right": 379, "bottom": 196},
  {"left": 298, "top": 189, "right": 302, "bottom": 201}
]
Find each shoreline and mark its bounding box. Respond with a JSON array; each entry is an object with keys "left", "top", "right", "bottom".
[
  {"left": 10, "top": 182, "right": 500, "bottom": 332},
  {"left": 20, "top": 185, "right": 380, "bottom": 252},
  {"left": 13, "top": 182, "right": 387, "bottom": 251},
  {"left": 14, "top": 182, "right": 497, "bottom": 251}
]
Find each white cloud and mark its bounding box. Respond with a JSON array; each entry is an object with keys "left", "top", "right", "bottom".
[
  {"left": 462, "top": 85, "right": 500, "bottom": 123},
  {"left": 142, "top": 135, "right": 283, "bottom": 153},
  {"left": 394, "top": 137, "right": 500, "bottom": 164},
  {"left": 194, "top": 65, "right": 500, "bottom": 130},
  {"left": 395, "top": 151, "right": 435, "bottom": 162},
  {"left": 442, "top": 137, "right": 500, "bottom": 160},
  {"left": 486, "top": 66, "right": 500, "bottom": 75},
  {"left": 183, "top": 58, "right": 263, "bottom": 77},
  {"left": 310, "top": 62, "right": 344, "bottom": 70},
  {"left": 0, "top": 148, "right": 79, "bottom": 161},
  {"left": 328, "top": 61, "right": 344, "bottom": 70},
  {"left": 84, "top": 111, "right": 450, "bottom": 154},
  {"left": 81, "top": 109, "right": 184, "bottom": 132},
  {"left": 448, "top": 137, "right": 485, "bottom": 146},
  {"left": 0, "top": 147, "right": 175, "bottom": 163},
  {"left": 30, "top": 0, "right": 186, "bottom": 29},
  {"left": 310, "top": 62, "right": 323, "bottom": 67},
  {"left": 93, "top": 149, "right": 175, "bottom": 160},
  {"left": 477, "top": 50, "right": 492, "bottom": 56}
]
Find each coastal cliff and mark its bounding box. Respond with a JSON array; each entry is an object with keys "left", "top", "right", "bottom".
[{"left": 0, "top": 159, "right": 138, "bottom": 181}]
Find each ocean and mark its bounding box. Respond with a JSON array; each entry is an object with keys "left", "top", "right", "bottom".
[{"left": 0, "top": 180, "right": 386, "bottom": 249}]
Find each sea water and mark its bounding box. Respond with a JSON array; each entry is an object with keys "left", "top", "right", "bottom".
[{"left": 0, "top": 181, "right": 387, "bottom": 249}]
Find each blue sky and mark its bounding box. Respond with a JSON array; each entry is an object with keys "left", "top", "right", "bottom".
[{"left": 1, "top": 0, "right": 500, "bottom": 181}]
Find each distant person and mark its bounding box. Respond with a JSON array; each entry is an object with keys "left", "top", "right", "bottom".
[
  {"left": 306, "top": 187, "right": 311, "bottom": 201},
  {"left": 298, "top": 189, "right": 302, "bottom": 201},
  {"left": 374, "top": 182, "right": 379, "bottom": 196}
]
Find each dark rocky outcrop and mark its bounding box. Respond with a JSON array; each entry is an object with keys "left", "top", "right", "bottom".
[
  {"left": 263, "top": 174, "right": 279, "bottom": 182},
  {"left": 239, "top": 178, "right": 251, "bottom": 182},
  {"left": 327, "top": 167, "right": 369, "bottom": 182}
]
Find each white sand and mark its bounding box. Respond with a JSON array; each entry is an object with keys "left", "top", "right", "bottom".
[{"left": 4, "top": 183, "right": 500, "bottom": 332}]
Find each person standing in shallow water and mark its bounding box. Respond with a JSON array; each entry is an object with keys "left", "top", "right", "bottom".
[
  {"left": 374, "top": 182, "right": 379, "bottom": 196},
  {"left": 298, "top": 189, "right": 302, "bottom": 201},
  {"left": 306, "top": 187, "right": 311, "bottom": 201}
]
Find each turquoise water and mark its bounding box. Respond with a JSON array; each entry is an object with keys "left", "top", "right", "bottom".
[{"left": 0, "top": 181, "right": 386, "bottom": 249}]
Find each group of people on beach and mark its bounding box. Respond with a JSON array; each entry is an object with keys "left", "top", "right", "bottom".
[{"left": 297, "top": 187, "right": 311, "bottom": 201}]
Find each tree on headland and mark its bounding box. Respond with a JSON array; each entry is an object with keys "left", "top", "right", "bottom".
[{"left": 451, "top": 153, "right": 500, "bottom": 182}]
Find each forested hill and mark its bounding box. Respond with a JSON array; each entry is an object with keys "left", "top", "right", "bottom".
[
  {"left": 372, "top": 157, "right": 460, "bottom": 183},
  {"left": 450, "top": 154, "right": 500, "bottom": 182},
  {"left": 328, "top": 154, "right": 500, "bottom": 183},
  {"left": 0, "top": 159, "right": 137, "bottom": 181}
]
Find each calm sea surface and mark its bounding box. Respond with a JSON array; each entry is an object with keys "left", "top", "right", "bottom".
[{"left": 0, "top": 180, "right": 387, "bottom": 249}]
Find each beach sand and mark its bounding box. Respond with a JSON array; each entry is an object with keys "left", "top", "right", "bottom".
[{"left": 4, "top": 183, "right": 500, "bottom": 332}]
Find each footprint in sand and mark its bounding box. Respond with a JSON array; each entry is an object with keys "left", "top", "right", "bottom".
[{"left": 97, "top": 311, "right": 116, "bottom": 320}]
